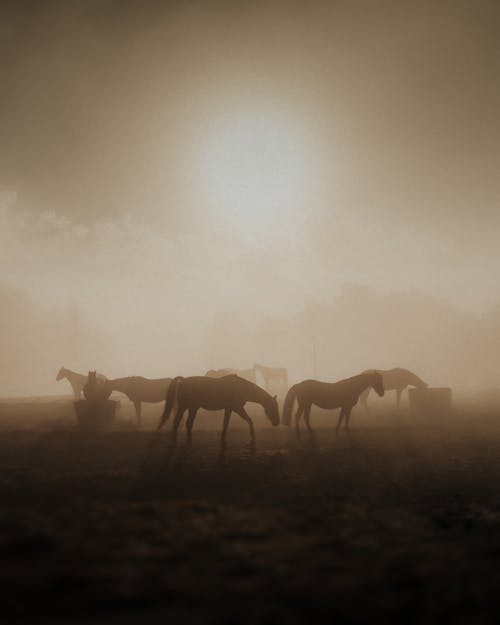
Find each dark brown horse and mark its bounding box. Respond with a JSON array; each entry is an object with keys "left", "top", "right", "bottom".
[
  {"left": 83, "top": 371, "right": 111, "bottom": 403},
  {"left": 282, "top": 372, "right": 384, "bottom": 433},
  {"left": 157, "top": 374, "right": 279, "bottom": 445}
]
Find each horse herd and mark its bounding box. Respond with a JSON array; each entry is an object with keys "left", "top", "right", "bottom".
[{"left": 57, "top": 366, "right": 427, "bottom": 444}]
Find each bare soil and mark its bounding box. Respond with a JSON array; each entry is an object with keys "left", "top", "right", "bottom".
[{"left": 1, "top": 399, "right": 500, "bottom": 624}]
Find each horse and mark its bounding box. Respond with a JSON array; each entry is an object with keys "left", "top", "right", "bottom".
[
  {"left": 56, "top": 367, "right": 107, "bottom": 400},
  {"left": 103, "top": 377, "right": 172, "bottom": 426},
  {"left": 205, "top": 367, "right": 257, "bottom": 383},
  {"left": 282, "top": 371, "right": 384, "bottom": 433},
  {"left": 359, "top": 368, "right": 427, "bottom": 410},
  {"left": 254, "top": 363, "right": 288, "bottom": 392},
  {"left": 157, "top": 374, "right": 280, "bottom": 445},
  {"left": 83, "top": 370, "right": 111, "bottom": 403}
]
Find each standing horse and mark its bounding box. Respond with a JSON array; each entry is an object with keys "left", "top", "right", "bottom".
[
  {"left": 254, "top": 363, "right": 288, "bottom": 392},
  {"left": 157, "top": 374, "right": 279, "bottom": 445},
  {"left": 359, "top": 368, "right": 427, "bottom": 410},
  {"left": 205, "top": 368, "right": 257, "bottom": 383},
  {"left": 282, "top": 372, "right": 384, "bottom": 433},
  {"left": 83, "top": 371, "right": 111, "bottom": 402},
  {"left": 56, "top": 367, "right": 106, "bottom": 400},
  {"left": 104, "top": 377, "right": 172, "bottom": 426}
]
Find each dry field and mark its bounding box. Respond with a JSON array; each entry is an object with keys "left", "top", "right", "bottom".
[{"left": 1, "top": 396, "right": 500, "bottom": 624}]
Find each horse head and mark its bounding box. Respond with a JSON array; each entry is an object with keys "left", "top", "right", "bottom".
[
  {"left": 84, "top": 371, "right": 111, "bottom": 402},
  {"left": 265, "top": 394, "right": 280, "bottom": 427},
  {"left": 371, "top": 372, "right": 385, "bottom": 397},
  {"left": 56, "top": 367, "right": 65, "bottom": 381}
]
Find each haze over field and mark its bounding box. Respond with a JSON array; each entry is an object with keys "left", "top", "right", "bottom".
[{"left": 1, "top": 0, "right": 499, "bottom": 395}]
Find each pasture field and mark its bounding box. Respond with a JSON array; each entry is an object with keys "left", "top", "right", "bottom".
[{"left": 1, "top": 397, "right": 500, "bottom": 623}]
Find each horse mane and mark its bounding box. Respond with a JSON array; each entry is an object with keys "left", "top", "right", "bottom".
[{"left": 341, "top": 371, "right": 381, "bottom": 385}]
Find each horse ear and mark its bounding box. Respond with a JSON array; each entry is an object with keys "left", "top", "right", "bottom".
[{"left": 273, "top": 395, "right": 277, "bottom": 401}]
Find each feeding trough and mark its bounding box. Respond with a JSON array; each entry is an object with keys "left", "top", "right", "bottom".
[
  {"left": 74, "top": 399, "right": 119, "bottom": 429},
  {"left": 408, "top": 387, "right": 452, "bottom": 417}
]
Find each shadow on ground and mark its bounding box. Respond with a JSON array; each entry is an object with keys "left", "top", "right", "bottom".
[{"left": 2, "top": 419, "right": 500, "bottom": 623}]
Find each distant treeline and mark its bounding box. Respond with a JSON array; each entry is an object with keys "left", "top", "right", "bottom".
[
  {"left": 205, "top": 285, "right": 500, "bottom": 389},
  {"left": 1, "top": 281, "right": 499, "bottom": 396}
]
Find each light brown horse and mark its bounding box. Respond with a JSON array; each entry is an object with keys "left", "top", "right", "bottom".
[
  {"left": 104, "top": 377, "right": 172, "bottom": 426},
  {"left": 359, "top": 368, "right": 427, "bottom": 410},
  {"left": 157, "top": 374, "right": 279, "bottom": 445},
  {"left": 254, "top": 363, "right": 288, "bottom": 391},
  {"left": 282, "top": 372, "right": 384, "bottom": 433},
  {"left": 56, "top": 367, "right": 106, "bottom": 400}
]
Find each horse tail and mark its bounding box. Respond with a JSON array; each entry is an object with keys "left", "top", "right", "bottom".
[
  {"left": 282, "top": 384, "right": 298, "bottom": 426},
  {"left": 157, "top": 376, "right": 182, "bottom": 431}
]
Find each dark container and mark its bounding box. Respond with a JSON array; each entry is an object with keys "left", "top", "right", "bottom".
[
  {"left": 408, "top": 387, "right": 452, "bottom": 417},
  {"left": 73, "top": 399, "right": 118, "bottom": 429}
]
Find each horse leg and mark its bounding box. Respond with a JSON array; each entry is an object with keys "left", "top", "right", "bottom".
[
  {"left": 221, "top": 408, "right": 231, "bottom": 445},
  {"left": 303, "top": 404, "right": 313, "bottom": 433},
  {"left": 235, "top": 407, "right": 255, "bottom": 445},
  {"left": 336, "top": 408, "right": 345, "bottom": 433},
  {"left": 133, "top": 400, "right": 142, "bottom": 427},
  {"left": 360, "top": 388, "right": 370, "bottom": 413},
  {"left": 294, "top": 402, "right": 304, "bottom": 434},
  {"left": 344, "top": 407, "right": 352, "bottom": 430},
  {"left": 186, "top": 408, "right": 198, "bottom": 442},
  {"left": 396, "top": 388, "right": 403, "bottom": 409},
  {"left": 171, "top": 407, "right": 185, "bottom": 442}
]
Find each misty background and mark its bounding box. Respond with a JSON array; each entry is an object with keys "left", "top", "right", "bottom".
[{"left": 1, "top": 0, "right": 499, "bottom": 395}]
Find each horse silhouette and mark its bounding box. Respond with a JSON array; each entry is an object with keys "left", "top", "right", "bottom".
[
  {"left": 254, "top": 363, "right": 288, "bottom": 391},
  {"left": 56, "top": 367, "right": 107, "bottom": 400},
  {"left": 283, "top": 372, "right": 384, "bottom": 433},
  {"left": 359, "top": 368, "right": 427, "bottom": 410},
  {"left": 83, "top": 370, "right": 111, "bottom": 403},
  {"left": 157, "top": 374, "right": 279, "bottom": 445},
  {"left": 205, "top": 368, "right": 257, "bottom": 383},
  {"left": 102, "top": 376, "right": 172, "bottom": 426}
]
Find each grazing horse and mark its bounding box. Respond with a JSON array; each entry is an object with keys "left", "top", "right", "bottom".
[
  {"left": 205, "top": 368, "right": 257, "bottom": 383},
  {"left": 254, "top": 363, "right": 288, "bottom": 392},
  {"left": 56, "top": 367, "right": 106, "bottom": 400},
  {"left": 359, "top": 368, "right": 427, "bottom": 410},
  {"left": 103, "top": 377, "right": 172, "bottom": 426},
  {"left": 282, "top": 372, "right": 384, "bottom": 433},
  {"left": 157, "top": 374, "right": 280, "bottom": 445}
]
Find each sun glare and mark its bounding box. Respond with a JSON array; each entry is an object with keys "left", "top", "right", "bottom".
[{"left": 203, "top": 114, "right": 307, "bottom": 221}]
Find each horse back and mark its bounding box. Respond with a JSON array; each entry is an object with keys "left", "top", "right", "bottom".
[
  {"left": 297, "top": 378, "right": 365, "bottom": 409},
  {"left": 177, "top": 375, "right": 249, "bottom": 410},
  {"left": 110, "top": 376, "right": 171, "bottom": 403}
]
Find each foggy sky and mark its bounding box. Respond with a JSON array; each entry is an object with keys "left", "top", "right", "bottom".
[
  {"left": 2, "top": 1, "right": 499, "bottom": 226},
  {"left": 1, "top": 1, "right": 499, "bottom": 393}
]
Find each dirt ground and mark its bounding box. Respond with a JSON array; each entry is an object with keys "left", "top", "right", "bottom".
[{"left": 2, "top": 398, "right": 500, "bottom": 624}]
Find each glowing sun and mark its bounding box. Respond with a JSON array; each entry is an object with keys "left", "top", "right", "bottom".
[{"left": 203, "top": 114, "right": 307, "bottom": 219}]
